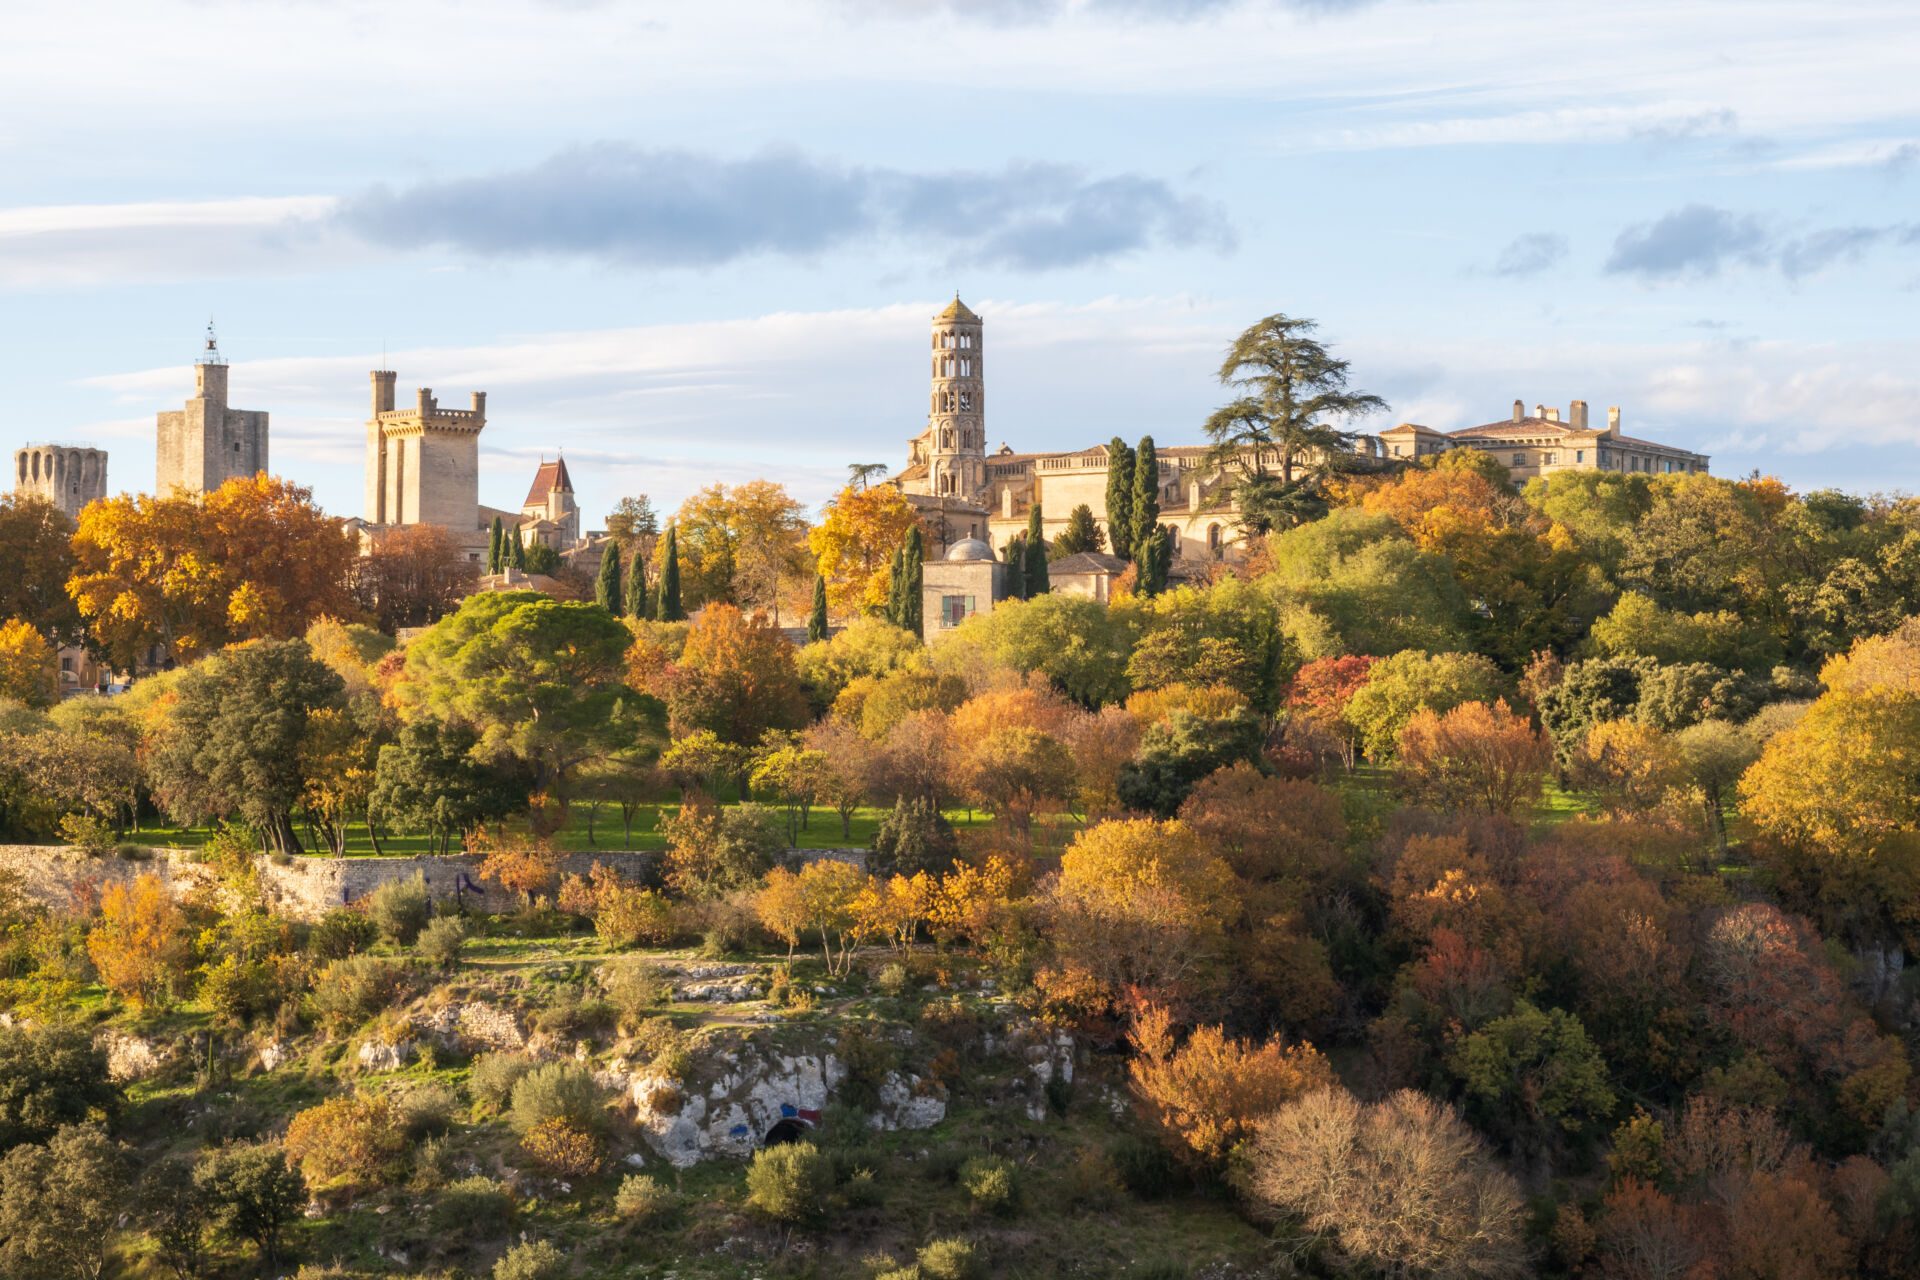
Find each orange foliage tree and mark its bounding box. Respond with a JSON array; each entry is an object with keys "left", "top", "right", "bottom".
[
  {"left": 1395, "top": 699, "right": 1550, "bottom": 816},
  {"left": 0, "top": 617, "right": 58, "bottom": 707},
  {"left": 85, "top": 872, "right": 192, "bottom": 1006},
  {"left": 808, "top": 482, "right": 923, "bottom": 615}
]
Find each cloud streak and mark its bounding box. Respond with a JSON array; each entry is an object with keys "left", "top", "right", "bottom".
[
  {"left": 1605, "top": 204, "right": 1920, "bottom": 282},
  {"left": 1487, "top": 232, "right": 1568, "bottom": 278},
  {"left": 338, "top": 145, "right": 1234, "bottom": 271}
]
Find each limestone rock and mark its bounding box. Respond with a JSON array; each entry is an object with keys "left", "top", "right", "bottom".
[
  {"left": 357, "top": 1038, "right": 414, "bottom": 1072},
  {"left": 99, "top": 1030, "right": 168, "bottom": 1082}
]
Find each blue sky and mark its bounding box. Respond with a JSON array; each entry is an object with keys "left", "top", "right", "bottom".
[{"left": 3, "top": 0, "right": 1917, "bottom": 526}]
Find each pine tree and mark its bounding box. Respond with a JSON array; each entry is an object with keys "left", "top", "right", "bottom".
[
  {"left": 1106, "top": 437, "right": 1135, "bottom": 563},
  {"left": 1132, "top": 435, "right": 1160, "bottom": 557},
  {"left": 508, "top": 528, "right": 527, "bottom": 572},
  {"left": 1053, "top": 503, "right": 1104, "bottom": 556},
  {"left": 901, "top": 527, "right": 924, "bottom": 637},
  {"left": 595, "top": 540, "right": 623, "bottom": 614},
  {"left": 487, "top": 516, "right": 504, "bottom": 573},
  {"left": 1004, "top": 535, "right": 1027, "bottom": 601},
  {"left": 655, "top": 525, "right": 685, "bottom": 621},
  {"left": 624, "top": 549, "right": 650, "bottom": 620},
  {"left": 808, "top": 572, "right": 829, "bottom": 643},
  {"left": 1025, "top": 504, "right": 1049, "bottom": 596}
]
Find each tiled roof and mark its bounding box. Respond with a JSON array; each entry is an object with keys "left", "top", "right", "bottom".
[
  {"left": 523, "top": 457, "right": 574, "bottom": 507},
  {"left": 1050, "top": 551, "right": 1127, "bottom": 576},
  {"left": 1448, "top": 418, "right": 1589, "bottom": 440},
  {"left": 935, "top": 295, "right": 980, "bottom": 323}
]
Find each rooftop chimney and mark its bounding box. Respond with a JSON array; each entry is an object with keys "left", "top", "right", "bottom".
[
  {"left": 1607, "top": 406, "right": 1621, "bottom": 437},
  {"left": 1543, "top": 406, "right": 1561, "bottom": 423},
  {"left": 1570, "top": 400, "right": 1588, "bottom": 430},
  {"left": 1512, "top": 399, "right": 1524, "bottom": 423}
]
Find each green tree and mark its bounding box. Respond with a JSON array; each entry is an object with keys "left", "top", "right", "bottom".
[
  {"left": 488, "top": 516, "right": 504, "bottom": 573},
  {"left": 0, "top": 1122, "right": 131, "bottom": 1280},
  {"left": 941, "top": 593, "right": 1137, "bottom": 707},
  {"left": 1025, "top": 504, "right": 1050, "bottom": 596},
  {"left": 1136, "top": 526, "right": 1172, "bottom": 597},
  {"left": 655, "top": 525, "right": 685, "bottom": 621},
  {"left": 1131, "top": 435, "right": 1161, "bottom": 557},
  {"left": 1203, "top": 312, "right": 1387, "bottom": 533},
  {"left": 899, "top": 527, "right": 924, "bottom": 636},
  {"left": 1004, "top": 535, "right": 1027, "bottom": 601},
  {"left": 370, "top": 721, "right": 527, "bottom": 853},
  {"left": 605, "top": 494, "right": 659, "bottom": 548},
  {"left": 1107, "top": 437, "right": 1136, "bottom": 563},
  {"left": 624, "top": 547, "right": 651, "bottom": 620},
  {"left": 1052, "top": 503, "right": 1105, "bottom": 557},
  {"left": 509, "top": 528, "right": 527, "bottom": 571},
  {"left": 1116, "top": 708, "right": 1265, "bottom": 817},
  {"left": 144, "top": 639, "right": 345, "bottom": 854},
  {"left": 1449, "top": 1002, "right": 1615, "bottom": 1154},
  {"left": 807, "top": 573, "right": 829, "bottom": 643},
  {"left": 194, "top": 1144, "right": 305, "bottom": 1267},
  {"left": 396, "top": 592, "right": 643, "bottom": 806},
  {"left": 1342, "top": 649, "right": 1505, "bottom": 762},
  {"left": 0, "top": 1025, "right": 119, "bottom": 1155},
  {"left": 595, "top": 540, "right": 624, "bottom": 615}
]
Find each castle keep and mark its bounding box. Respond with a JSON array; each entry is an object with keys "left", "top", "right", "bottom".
[
  {"left": 12, "top": 444, "right": 106, "bottom": 520},
  {"left": 155, "top": 325, "right": 268, "bottom": 495}
]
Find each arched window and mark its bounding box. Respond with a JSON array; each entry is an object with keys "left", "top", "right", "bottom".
[
  {"left": 958, "top": 391, "right": 972, "bottom": 411},
  {"left": 1207, "top": 524, "right": 1223, "bottom": 558},
  {"left": 960, "top": 358, "right": 971, "bottom": 376}
]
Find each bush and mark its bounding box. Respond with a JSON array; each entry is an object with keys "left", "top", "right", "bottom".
[
  {"left": 745, "top": 1141, "right": 833, "bottom": 1222},
  {"left": 308, "top": 910, "right": 378, "bottom": 962},
  {"left": 367, "top": 874, "right": 431, "bottom": 945},
  {"left": 919, "top": 1237, "right": 982, "bottom": 1280},
  {"left": 115, "top": 841, "right": 152, "bottom": 861},
  {"left": 432, "top": 1174, "right": 513, "bottom": 1231},
  {"left": 520, "top": 1117, "right": 604, "bottom": 1177},
  {"left": 308, "top": 955, "right": 405, "bottom": 1030},
  {"left": 601, "top": 958, "right": 670, "bottom": 1021},
  {"left": 627, "top": 1015, "right": 681, "bottom": 1063},
  {"left": 874, "top": 962, "right": 909, "bottom": 996},
  {"left": 469, "top": 1053, "right": 535, "bottom": 1113},
  {"left": 959, "top": 1155, "right": 1018, "bottom": 1215},
  {"left": 283, "top": 1093, "right": 410, "bottom": 1188},
  {"left": 615, "top": 1172, "right": 678, "bottom": 1225},
  {"left": 870, "top": 796, "right": 960, "bottom": 877},
  {"left": 493, "top": 1239, "right": 565, "bottom": 1280},
  {"left": 594, "top": 880, "right": 678, "bottom": 950},
  {"left": 394, "top": 1081, "right": 457, "bottom": 1137},
  {"left": 508, "top": 1061, "right": 606, "bottom": 1136},
  {"left": 416, "top": 915, "right": 468, "bottom": 968},
  {"left": 58, "top": 811, "right": 116, "bottom": 857},
  {"left": 0, "top": 1025, "right": 120, "bottom": 1151}
]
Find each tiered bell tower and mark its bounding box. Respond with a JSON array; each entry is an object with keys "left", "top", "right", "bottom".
[{"left": 928, "top": 295, "right": 985, "bottom": 499}]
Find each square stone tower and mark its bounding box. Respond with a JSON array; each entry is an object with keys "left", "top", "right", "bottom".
[
  {"left": 364, "top": 370, "right": 486, "bottom": 534},
  {"left": 155, "top": 324, "right": 268, "bottom": 495}
]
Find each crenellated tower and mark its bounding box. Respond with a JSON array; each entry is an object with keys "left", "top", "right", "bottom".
[
  {"left": 927, "top": 295, "right": 985, "bottom": 499},
  {"left": 13, "top": 444, "right": 107, "bottom": 520},
  {"left": 364, "top": 370, "right": 486, "bottom": 531}
]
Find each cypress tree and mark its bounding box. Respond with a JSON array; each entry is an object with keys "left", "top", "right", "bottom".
[
  {"left": 655, "top": 525, "right": 684, "bottom": 621},
  {"left": 886, "top": 545, "right": 906, "bottom": 626},
  {"left": 1024, "top": 504, "right": 1049, "bottom": 596},
  {"left": 807, "top": 572, "right": 829, "bottom": 643},
  {"left": 1131, "top": 435, "right": 1160, "bottom": 557},
  {"left": 1106, "top": 436, "right": 1135, "bottom": 563},
  {"left": 595, "top": 540, "right": 623, "bottom": 614},
  {"left": 1004, "top": 535, "right": 1026, "bottom": 601},
  {"left": 902, "top": 527, "right": 924, "bottom": 636},
  {"left": 508, "top": 529, "right": 527, "bottom": 572},
  {"left": 624, "top": 547, "right": 650, "bottom": 619},
  {"left": 1136, "top": 527, "right": 1171, "bottom": 597},
  {"left": 487, "top": 516, "right": 504, "bottom": 573}
]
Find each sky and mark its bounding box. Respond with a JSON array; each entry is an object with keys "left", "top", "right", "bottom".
[{"left": 3, "top": 0, "right": 1917, "bottom": 527}]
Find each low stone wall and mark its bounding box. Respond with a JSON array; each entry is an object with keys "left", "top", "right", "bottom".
[{"left": 0, "top": 844, "right": 867, "bottom": 921}]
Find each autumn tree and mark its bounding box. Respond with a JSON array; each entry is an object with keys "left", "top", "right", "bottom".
[
  {"left": 750, "top": 742, "right": 832, "bottom": 841},
  {"left": 664, "top": 604, "right": 809, "bottom": 751},
  {"left": 1396, "top": 700, "right": 1550, "bottom": 816},
  {"left": 1204, "top": 313, "right": 1387, "bottom": 533},
  {"left": 68, "top": 474, "right": 359, "bottom": 667},
  {"left": 1343, "top": 649, "right": 1505, "bottom": 762},
  {"left": 86, "top": 873, "right": 192, "bottom": 1006},
  {"left": 0, "top": 494, "right": 80, "bottom": 642},
  {"left": 1127, "top": 1002, "right": 1334, "bottom": 1171},
  {"left": 0, "top": 619, "right": 57, "bottom": 708},
  {"left": 809, "top": 482, "right": 922, "bottom": 615},
  {"left": 1247, "top": 1087, "right": 1529, "bottom": 1279},
  {"left": 670, "top": 480, "right": 808, "bottom": 615},
  {"left": 351, "top": 523, "right": 476, "bottom": 631}
]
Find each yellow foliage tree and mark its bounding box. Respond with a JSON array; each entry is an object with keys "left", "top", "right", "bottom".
[
  {"left": 754, "top": 867, "right": 809, "bottom": 961},
  {"left": 808, "top": 483, "right": 922, "bottom": 615},
  {"left": 928, "top": 855, "right": 1019, "bottom": 949},
  {"left": 86, "top": 872, "right": 192, "bottom": 1006},
  {"left": 283, "top": 1092, "right": 410, "bottom": 1189},
  {"left": 797, "top": 858, "right": 868, "bottom": 976},
  {"left": 852, "top": 871, "right": 935, "bottom": 952},
  {"left": 0, "top": 617, "right": 57, "bottom": 707}
]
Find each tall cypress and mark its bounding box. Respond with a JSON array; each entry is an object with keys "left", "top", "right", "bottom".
[
  {"left": 1131, "top": 435, "right": 1160, "bottom": 558},
  {"left": 487, "top": 516, "right": 504, "bottom": 573},
  {"left": 902, "top": 527, "right": 924, "bottom": 637},
  {"left": 595, "top": 540, "right": 623, "bottom": 614},
  {"left": 1004, "top": 535, "right": 1026, "bottom": 601},
  {"left": 807, "top": 572, "right": 829, "bottom": 643},
  {"left": 1137, "top": 527, "right": 1171, "bottom": 597},
  {"left": 655, "top": 525, "right": 684, "bottom": 621},
  {"left": 1024, "top": 504, "right": 1049, "bottom": 596},
  {"left": 624, "top": 549, "right": 650, "bottom": 620},
  {"left": 508, "top": 528, "right": 527, "bottom": 572},
  {"left": 1106, "top": 436, "right": 1135, "bottom": 563},
  {"left": 886, "top": 545, "right": 906, "bottom": 626}
]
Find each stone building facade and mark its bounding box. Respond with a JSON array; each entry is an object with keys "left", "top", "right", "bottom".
[
  {"left": 155, "top": 326, "right": 268, "bottom": 495},
  {"left": 12, "top": 444, "right": 106, "bottom": 520},
  {"left": 518, "top": 456, "right": 580, "bottom": 550},
  {"left": 364, "top": 369, "right": 489, "bottom": 546},
  {"left": 1378, "top": 400, "right": 1709, "bottom": 481}
]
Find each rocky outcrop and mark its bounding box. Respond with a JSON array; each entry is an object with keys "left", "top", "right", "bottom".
[
  {"left": 418, "top": 1000, "right": 529, "bottom": 1055},
  {"left": 655, "top": 961, "right": 763, "bottom": 1004},
  {"left": 99, "top": 1030, "right": 171, "bottom": 1082}
]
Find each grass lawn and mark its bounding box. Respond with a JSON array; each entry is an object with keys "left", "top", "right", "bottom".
[{"left": 131, "top": 801, "right": 997, "bottom": 858}]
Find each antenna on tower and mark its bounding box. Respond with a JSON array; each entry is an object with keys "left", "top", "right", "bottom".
[{"left": 197, "top": 317, "right": 225, "bottom": 366}]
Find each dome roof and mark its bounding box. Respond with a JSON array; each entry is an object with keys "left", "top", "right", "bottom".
[
  {"left": 945, "top": 537, "right": 994, "bottom": 562},
  {"left": 935, "top": 294, "right": 980, "bottom": 324}
]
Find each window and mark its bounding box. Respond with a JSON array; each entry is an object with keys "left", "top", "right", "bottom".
[
  {"left": 960, "top": 358, "right": 971, "bottom": 376},
  {"left": 1575, "top": 450, "right": 1584, "bottom": 463},
  {"left": 1543, "top": 452, "right": 1557, "bottom": 465},
  {"left": 1512, "top": 452, "right": 1526, "bottom": 467},
  {"left": 1207, "top": 524, "right": 1223, "bottom": 558},
  {"left": 941, "top": 594, "right": 975, "bottom": 628},
  {"left": 1392, "top": 445, "right": 1403, "bottom": 457},
  {"left": 958, "top": 391, "right": 972, "bottom": 410}
]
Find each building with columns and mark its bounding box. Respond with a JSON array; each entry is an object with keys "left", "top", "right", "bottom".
[
  {"left": 155, "top": 324, "right": 268, "bottom": 496},
  {"left": 12, "top": 444, "right": 107, "bottom": 520}
]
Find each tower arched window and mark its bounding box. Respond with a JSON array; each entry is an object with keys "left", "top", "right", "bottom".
[
  {"left": 960, "top": 358, "right": 971, "bottom": 376},
  {"left": 959, "top": 391, "right": 972, "bottom": 411},
  {"left": 944, "top": 358, "right": 955, "bottom": 377}
]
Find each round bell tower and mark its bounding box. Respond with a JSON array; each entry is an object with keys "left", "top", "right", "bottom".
[{"left": 928, "top": 295, "right": 985, "bottom": 499}]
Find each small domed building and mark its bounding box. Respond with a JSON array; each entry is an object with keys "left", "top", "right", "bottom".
[{"left": 921, "top": 535, "right": 1007, "bottom": 634}]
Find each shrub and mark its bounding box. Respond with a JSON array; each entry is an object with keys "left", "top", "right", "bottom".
[
  {"left": 59, "top": 812, "right": 116, "bottom": 857},
  {"left": 469, "top": 1053, "right": 535, "bottom": 1113},
  {"left": 115, "top": 841, "right": 153, "bottom": 861},
  {"left": 601, "top": 957, "right": 670, "bottom": 1021},
  {"left": 874, "top": 961, "right": 909, "bottom": 996},
  {"left": 367, "top": 874, "right": 431, "bottom": 945},
  {"left": 508, "top": 1061, "right": 606, "bottom": 1136},
  {"left": 842, "top": 1165, "right": 883, "bottom": 1208},
  {"left": 309, "top": 955, "right": 405, "bottom": 1030},
  {"left": 627, "top": 1015, "right": 681, "bottom": 1063},
  {"left": 416, "top": 915, "right": 468, "bottom": 968},
  {"left": 745, "top": 1141, "right": 833, "bottom": 1222},
  {"left": 493, "top": 1239, "right": 565, "bottom": 1280},
  {"left": 283, "top": 1093, "right": 410, "bottom": 1188},
  {"left": 615, "top": 1172, "right": 677, "bottom": 1225},
  {"left": 0, "top": 1025, "right": 120, "bottom": 1152},
  {"left": 193, "top": 1145, "right": 305, "bottom": 1267},
  {"left": 594, "top": 879, "right": 678, "bottom": 950},
  {"left": 959, "top": 1155, "right": 1018, "bottom": 1215},
  {"left": 308, "top": 909, "right": 377, "bottom": 961},
  {"left": 919, "top": 1237, "right": 981, "bottom": 1280},
  {"left": 394, "top": 1082, "right": 457, "bottom": 1137},
  {"left": 432, "top": 1174, "right": 513, "bottom": 1231},
  {"left": 520, "top": 1117, "right": 604, "bottom": 1178}
]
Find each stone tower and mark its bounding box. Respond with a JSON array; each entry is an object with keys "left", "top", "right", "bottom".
[
  {"left": 520, "top": 456, "right": 579, "bottom": 549},
  {"left": 927, "top": 295, "right": 985, "bottom": 499},
  {"left": 364, "top": 370, "right": 486, "bottom": 532},
  {"left": 13, "top": 444, "right": 107, "bottom": 520},
  {"left": 155, "top": 323, "right": 268, "bottom": 495}
]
